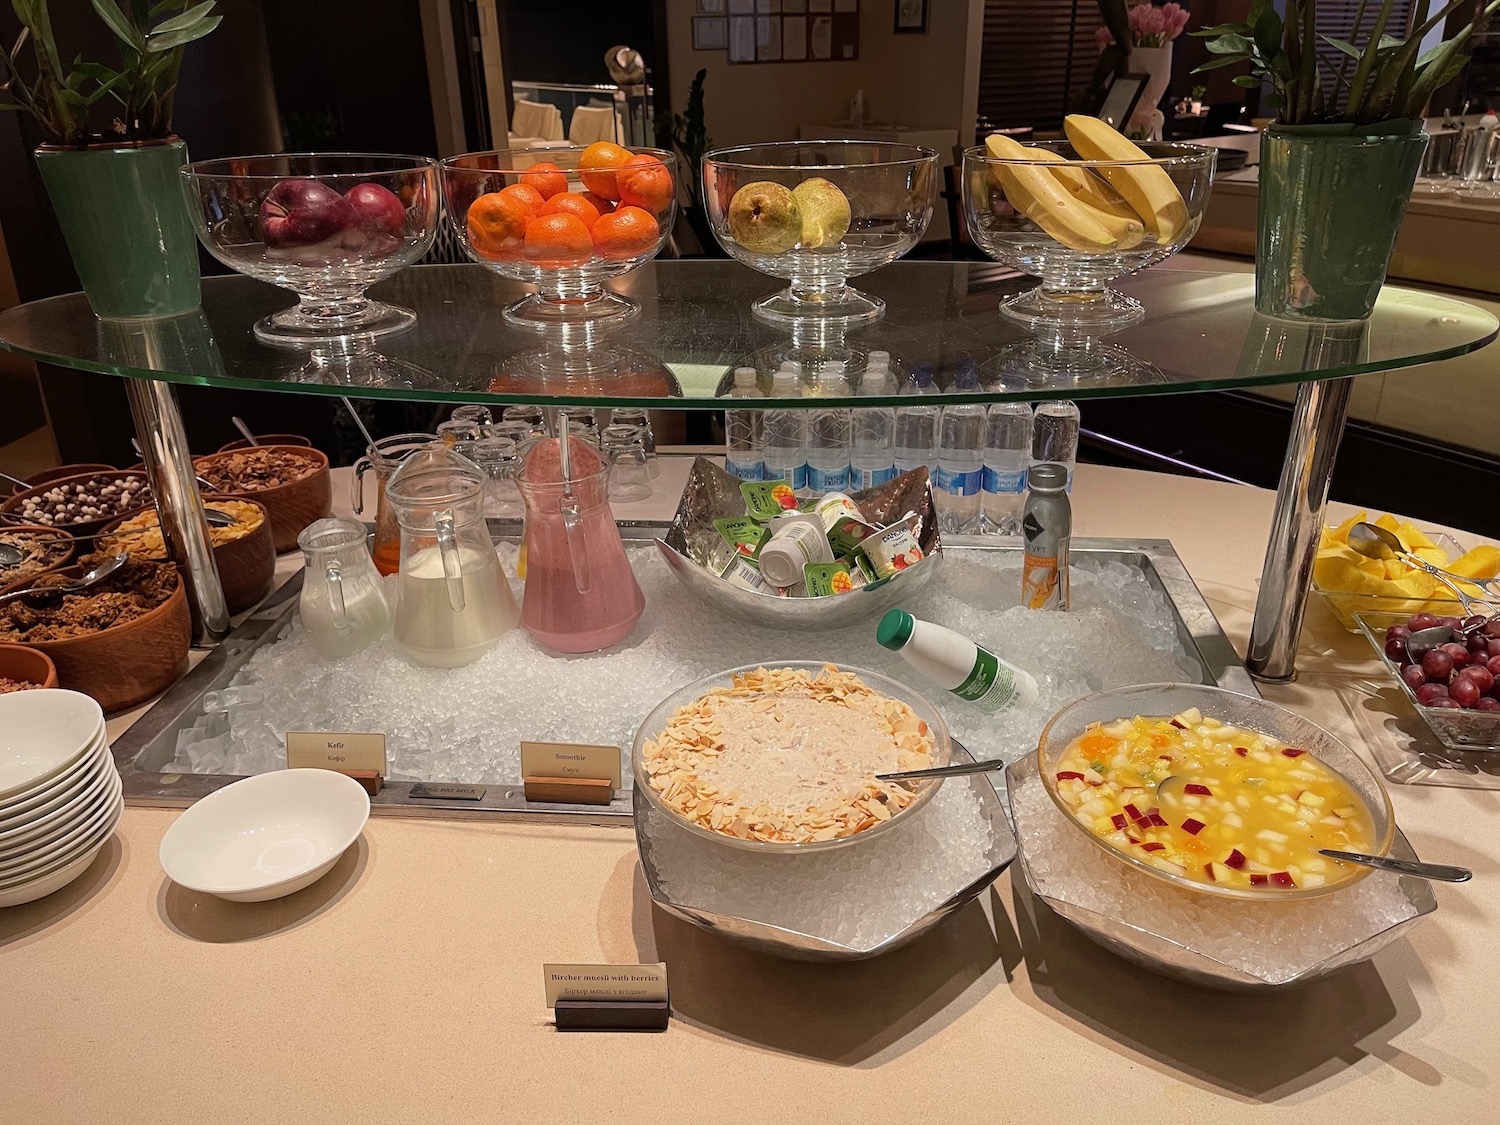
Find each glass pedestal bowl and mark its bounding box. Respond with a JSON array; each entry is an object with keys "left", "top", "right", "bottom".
[
  {"left": 440, "top": 146, "right": 677, "bottom": 329},
  {"left": 961, "top": 141, "right": 1215, "bottom": 333},
  {"left": 181, "top": 154, "right": 440, "bottom": 347},
  {"left": 701, "top": 141, "right": 938, "bottom": 327}
]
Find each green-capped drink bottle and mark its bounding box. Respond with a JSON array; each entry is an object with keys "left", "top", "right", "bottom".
[{"left": 877, "top": 609, "right": 1039, "bottom": 714}]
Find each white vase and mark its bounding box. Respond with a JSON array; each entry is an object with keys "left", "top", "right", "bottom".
[{"left": 1129, "top": 43, "right": 1173, "bottom": 140}]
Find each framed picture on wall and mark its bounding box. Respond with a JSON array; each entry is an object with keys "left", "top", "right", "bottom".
[
  {"left": 1096, "top": 73, "right": 1149, "bottom": 132},
  {"left": 693, "top": 16, "right": 729, "bottom": 50},
  {"left": 894, "top": 0, "right": 926, "bottom": 33},
  {"left": 695, "top": 0, "right": 726, "bottom": 12}
]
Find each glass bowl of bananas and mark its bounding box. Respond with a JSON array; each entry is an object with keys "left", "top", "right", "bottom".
[{"left": 962, "top": 116, "right": 1216, "bottom": 334}]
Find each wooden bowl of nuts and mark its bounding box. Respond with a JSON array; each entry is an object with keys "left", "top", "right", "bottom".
[
  {"left": 99, "top": 497, "right": 276, "bottom": 614},
  {"left": 194, "top": 446, "right": 332, "bottom": 554},
  {"left": 0, "top": 643, "right": 58, "bottom": 693},
  {"left": 0, "top": 471, "right": 152, "bottom": 536},
  {"left": 0, "top": 524, "right": 77, "bottom": 596},
  {"left": 0, "top": 558, "right": 190, "bottom": 713}
]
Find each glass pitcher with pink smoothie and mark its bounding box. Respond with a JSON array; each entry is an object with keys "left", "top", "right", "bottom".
[{"left": 515, "top": 437, "right": 644, "bottom": 653}]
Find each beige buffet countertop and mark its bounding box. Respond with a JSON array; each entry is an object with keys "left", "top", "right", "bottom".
[{"left": 4, "top": 462, "right": 1498, "bottom": 1125}]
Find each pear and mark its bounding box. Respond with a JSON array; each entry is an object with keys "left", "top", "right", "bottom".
[
  {"left": 792, "top": 177, "right": 851, "bottom": 248},
  {"left": 727, "top": 181, "right": 802, "bottom": 254}
]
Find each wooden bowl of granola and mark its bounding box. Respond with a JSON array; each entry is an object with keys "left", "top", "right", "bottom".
[
  {"left": 194, "top": 445, "right": 331, "bottom": 554},
  {"left": 99, "top": 498, "right": 275, "bottom": 614},
  {"left": 632, "top": 662, "right": 951, "bottom": 853},
  {"left": 0, "top": 643, "right": 58, "bottom": 693},
  {"left": 0, "top": 525, "right": 77, "bottom": 596},
  {"left": 215, "top": 433, "right": 313, "bottom": 453},
  {"left": 0, "top": 470, "right": 152, "bottom": 537},
  {"left": 0, "top": 559, "right": 190, "bottom": 713}
]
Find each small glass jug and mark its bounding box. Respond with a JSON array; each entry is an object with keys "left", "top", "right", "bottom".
[
  {"left": 515, "top": 437, "right": 644, "bottom": 653},
  {"left": 385, "top": 445, "right": 518, "bottom": 668},
  {"left": 351, "top": 432, "right": 441, "bottom": 576},
  {"left": 297, "top": 517, "right": 392, "bottom": 660}
]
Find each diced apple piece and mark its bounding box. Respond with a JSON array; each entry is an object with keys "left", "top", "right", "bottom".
[
  {"left": 1271, "top": 871, "right": 1296, "bottom": 887},
  {"left": 1180, "top": 818, "right": 1205, "bottom": 835},
  {"left": 1249, "top": 873, "right": 1269, "bottom": 886},
  {"left": 1297, "top": 791, "right": 1326, "bottom": 808},
  {"left": 1301, "top": 873, "right": 1326, "bottom": 888},
  {"left": 1140, "top": 841, "right": 1166, "bottom": 852},
  {"left": 1184, "top": 783, "right": 1213, "bottom": 796},
  {"left": 1223, "top": 848, "right": 1247, "bottom": 869}
]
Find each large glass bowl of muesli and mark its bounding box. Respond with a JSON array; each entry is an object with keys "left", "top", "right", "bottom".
[{"left": 633, "top": 661, "right": 951, "bottom": 853}]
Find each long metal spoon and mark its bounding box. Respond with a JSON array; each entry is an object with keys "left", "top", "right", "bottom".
[
  {"left": 878, "top": 758, "right": 1005, "bottom": 782},
  {"left": 1319, "top": 849, "right": 1472, "bottom": 883},
  {"left": 1348, "top": 522, "right": 1499, "bottom": 616},
  {"left": 339, "top": 396, "right": 378, "bottom": 452},
  {"left": 231, "top": 417, "right": 260, "bottom": 446},
  {"left": 0, "top": 469, "right": 30, "bottom": 492},
  {"left": 0, "top": 551, "right": 129, "bottom": 608}
]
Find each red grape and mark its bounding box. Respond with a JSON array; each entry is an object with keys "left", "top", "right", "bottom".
[
  {"left": 1440, "top": 642, "right": 1470, "bottom": 669},
  {"left": 1416, "top": 682, "right": 1450, "bottom": 705},
  {"left": 1462, "top": 614, "right": 1489, "bottom": 633},
  {"left": 1423, "top": 649, "right": 1454, "bottom": 680},
  {"left": 1489, "top": 654, "right": 1500, "bottom": 676},
  {"left": 1409, "top": 613, "right": 1440, "bottom": 631},
  {"left": 1439, "top": 615, "right": 1464, "bottom": 630},
  {"left": 1401, "top": 664, "right": 1428, "bottom": 690},
  {"left": 1385, "top": 637, "right": 1409, "bottom": 661},
  {"left": 1428, "top": 697, "right": 1463, "bottom": 709},
  {"left": 1484, "top": 618, "right": 1500, "bottom": 639},
  {"left": 1462, "top": 666, "right": 1495, "bottom": 694},
  {"left": 1451, "top": 678, "right": 1483, "bottom": 708},
  {"left": 1468, "top": 632, "right": 1490, "bottom": 654},
  {"left": 1486, "top": 639, "right": 1500, "bottom": 658},
  {"left": 1477, "top": 698, "right": 1500, "bottom": 712},
  {"left": 1386, "top": 624, "right": 1412, "bottom": 642}
]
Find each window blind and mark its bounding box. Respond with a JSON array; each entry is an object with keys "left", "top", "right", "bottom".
[{"left": 977, "top": 0, "right": 1104, "bottom": 131}]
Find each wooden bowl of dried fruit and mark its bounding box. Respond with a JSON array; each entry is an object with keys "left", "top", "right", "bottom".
[
  {"left": 0, "top": 558, "right": 190, "bottom": 712},
  {"left": 0, "top": 470, "right": 152, "bottom": 537},
  {"left": 100, "top": 497, "right": 275, "bottom": 615},
  {"left": 0, "top": 643, "right": 58, "bottom": 693},
  {"left": 0, "top": 524, "right": 77, "bottom": 596},
  {"left": 194, "top": 445, "right": 331, "bottom": 554}
]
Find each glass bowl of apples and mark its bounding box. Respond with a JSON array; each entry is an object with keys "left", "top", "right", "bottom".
[
  {"left": 701, "top": 141, "right": 938, "bottom": 328},
  {"left": 962, "top": 117, "right": 1216, "bottom": 334},
  {"left": 440, "top": 144, "right": 677, "bottom": 329},
  {"left": 181, "top": 154, "right": 440, "bottom": 346}
]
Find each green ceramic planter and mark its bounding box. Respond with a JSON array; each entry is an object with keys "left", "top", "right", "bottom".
[
  {"left": 34, "top": 137, "right": 201, "bottom": 320},
  {"left": 1256, "top": 123, "right": 1427, "bottom": 322}
]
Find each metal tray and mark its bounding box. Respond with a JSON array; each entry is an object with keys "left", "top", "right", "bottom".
[{"left": 112, "top": 528, "right": 1256, "bottom": 821}]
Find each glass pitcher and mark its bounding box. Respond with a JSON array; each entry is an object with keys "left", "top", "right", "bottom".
[
  {"left": 297, "top": 517, "right": 392, "bottom": 660},
  {"left": 385, "top": 445, "right": 518, "bottom": 668},
  {"left": 351, "top": 432, "right": 441, "bottom": 576},
  {"left": 514, "top": 437, "right": 644, "bottom": 653}
]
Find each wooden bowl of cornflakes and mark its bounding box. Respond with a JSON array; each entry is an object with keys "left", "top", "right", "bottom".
[{"left": 100, "top": 498, "right": 275, "bottom": 614}]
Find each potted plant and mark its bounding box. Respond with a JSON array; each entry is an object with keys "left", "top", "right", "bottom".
[
  {"left": 1196, "top": 0, "right": 1499, "bottom": 321},
  {"left": 1096, "top": 3, "right": 1192, "bottom": 139},
  {"left": 1, "top": 1, "right": 221, "bottom": 319},
  {"left": 654, "top": 68, "right": 721, "bottom": 256}
]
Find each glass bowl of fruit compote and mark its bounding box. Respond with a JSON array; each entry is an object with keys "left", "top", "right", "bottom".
[
  {"left": 701, "top": 141, "right": 938, "bottom": 328},
  {"left": 962, "top": 117, "right": 1216, "bottom": 334},
  {"left": 1038, "top": 683, "right": 1396, "bottom": 901},
  {"left": 440, "top": 144, "right": 677, "bottom": 329},
  {"left": 182, "top": 154, "right": 440, "bottom": 346}
]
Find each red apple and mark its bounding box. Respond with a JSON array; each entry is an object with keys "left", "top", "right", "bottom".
[
  {"left": 261, "top": 179, "right": 355, "bottom": 247},
  {"left": 345, "top": 182, "right": 407, "bottom": 236}
]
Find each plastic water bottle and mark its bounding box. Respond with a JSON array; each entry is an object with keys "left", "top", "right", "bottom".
[
  {"left": 935, "top": 393, "right": 986, "bottom": 533},
  {"left": 761, "top": 367, "right": 808, "bottom": 492},
  {"left": 723, "top": 367, "right": 764, "bottom": 481},
  {"left": 893, "top": 366, "right": 940, "bottom": 477},
  {"left": 983, "top": 401, "right": 1033, "bottom": 534},
  {"left": 805, "top": 364, "right": 851, "bottom": 495},
  {"left": 851, "top": 366, "right": 897, "bottom": 490},
  {"left": 1032, "top": 400, "right": 1080, "bottom": 491}
]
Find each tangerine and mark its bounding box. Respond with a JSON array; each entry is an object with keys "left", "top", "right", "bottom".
[
  {"left": 591, "top": 206, "right": 659, "bottom": 260},
  {"left": 497, "top": 182, "right": 545, "bottom": 215},
  {"left": 518, "top": 160, "right": 568, "bottom": 200},
  {"left": 616, "top": 153, "right": 673, "bottom": 214},
  {"left": 581, "top": 190, "right": 617, "bottom": 217},
  {"left": 578, "top": 141, "right": 633, "bottom": 200},
  {"left": 466, "top": 190, "right": 529, "bottom": 260},
  {"left": 523, "top": 212, "right": 594, "bottom": 265},
  {"left": 538, "top": 191, "right": 602, "bottom": 229}
]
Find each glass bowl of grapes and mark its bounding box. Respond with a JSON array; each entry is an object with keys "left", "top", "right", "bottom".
[
  {"left": 182, "top": 154, "right": 441, "bottom": 346},
  {"left": 1356, "top": 610, "right": 1500, "bottom": 751}
]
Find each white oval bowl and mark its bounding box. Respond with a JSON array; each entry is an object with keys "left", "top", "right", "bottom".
[
  {"left": 0, "top": 773, "right": 122, "bottom": 883},
  {"left": 0, "top": 835, "right": 114, "bottom": 909},
  {"left": 0, "top": 689, "right": 104, "bottom": 800},
  {"left": 0, "top": 737, "right": 109, "bottom": 835},
  {"left": 159, "top": 769, "right": 370, "bottom": 902}
]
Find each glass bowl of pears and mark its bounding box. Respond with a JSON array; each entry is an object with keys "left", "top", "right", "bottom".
[
  {"left": 701, "top": 141, "right": 938, "bottom": 327},
  {"left": 962, "top": 116, "right": 1216, "bottom": 334}
]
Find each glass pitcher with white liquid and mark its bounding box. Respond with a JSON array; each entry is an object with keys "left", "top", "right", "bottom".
[
  {"left": 296, "top": 517, "right": 392, "bottom": 660},
  {"left": 384, "top": 445, "right": 519, "bottom": 668}
]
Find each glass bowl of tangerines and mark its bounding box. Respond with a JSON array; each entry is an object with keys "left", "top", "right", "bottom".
[{"left": 441, "top": 143, "right": 677, "bottom": 327}]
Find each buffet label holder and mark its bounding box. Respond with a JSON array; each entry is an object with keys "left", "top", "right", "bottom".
[
  {"left": 544, "top": 963, "right": 669, "bottom": 1032},
  {"left": 521, "top": 740, "right": 621, "bottom": 806},
  {"left": 285, "top": 731, "right": 386, "bottom": 796}
]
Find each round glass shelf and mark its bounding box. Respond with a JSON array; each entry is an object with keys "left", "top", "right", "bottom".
[{"left": 0, "top": 259, "right": 1493, "bottom": 410}]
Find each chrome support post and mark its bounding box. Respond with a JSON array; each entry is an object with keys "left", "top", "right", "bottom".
[
  {"left": 1246, "top": 376, "right": 1354, "bottom": 682},
  {"left": 125, "top": 379, "right": 230, "bottom": 646}
]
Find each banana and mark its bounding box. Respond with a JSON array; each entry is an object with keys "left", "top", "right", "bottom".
[
  {"left": 1063, "top": 114, "right": 1189, "bottom": 242},
  {"left": 984, "top": 133, "right": 1140, "bottom": 251},
  {"left": 1002, "top": 145, "right": 1146, "bottom": 248}
]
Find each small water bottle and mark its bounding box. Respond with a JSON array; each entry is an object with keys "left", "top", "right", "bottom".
[
  {"left": 983, "top": 401, "right": 1033, "bottom": 534},
  {"left": 894, "top": 366, "right": 940, "bottom": 477},
  {"left": 935, "top": 394, "right": 986, "bottom": 534},
  {"left": 724, "top": 367, "right": 764, "bottom": 481},
  {"left": 851, "top": 366, "right": 896, "bottom": 490},
  {"left": 806, "top": 365, "right": 851, "bottom": 495},
  {"left": 1032, "top": 400, "right": 1080, "bottom": 491},
  {"left": 761, "top": 367, "right": 808, "bottom": 492}
]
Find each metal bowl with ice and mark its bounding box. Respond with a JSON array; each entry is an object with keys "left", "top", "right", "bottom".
[
  {"left": 655, "top": 458, "right": 942, "bottom": 630},
  {"left": 631, "top": 661, "right": 951, "bottom": 855}
]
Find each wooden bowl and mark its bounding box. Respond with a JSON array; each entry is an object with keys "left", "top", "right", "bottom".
[
  {"left": 2, "top": 564, "right": 190, "bottom": 713},
  {"left": 24, "top": 463, "right": 117, "bottom": 488},
  {"left": 0, "top": 643, "right": 58, "bottom": 690},
  {"left": 216, "top": 434, "right": 313, "bottom": 453},
  {"left": 0, "top": 524, "right": 77, "bottom": 595},
  {"left": 193, "top": 446, "right": 332, "bottom": 554},
  {"left": 99, "top": 498, "right": 276, "bottom": 616},
  {"left": 0, "top": 470, "right": 152, "bottom": 537}
]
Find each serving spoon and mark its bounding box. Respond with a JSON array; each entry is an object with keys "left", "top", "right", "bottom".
[{"left": 0, "top": 551, "right": 129, "bottom": 608}]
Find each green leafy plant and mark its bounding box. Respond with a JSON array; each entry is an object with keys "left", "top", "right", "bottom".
[
  {"left": 1194, "top": 0, "right": 1500, "bottom": 126},
  {"left": 655, "top": 67, "right": 712, "bottom": 208},
  {"left": 1, "top": 1, "right": 222, "bottom": 146}
]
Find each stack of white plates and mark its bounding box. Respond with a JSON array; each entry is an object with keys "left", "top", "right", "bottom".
[{"left": 0, "top": 689, "right": 122, "bottom": 908}]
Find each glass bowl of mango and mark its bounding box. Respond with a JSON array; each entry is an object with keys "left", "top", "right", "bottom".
[{"left": 1313, "top": 511, "right": 1500, "bottom": 631}]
